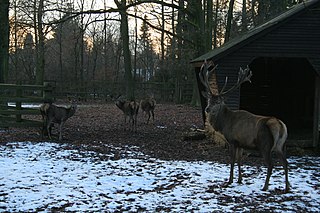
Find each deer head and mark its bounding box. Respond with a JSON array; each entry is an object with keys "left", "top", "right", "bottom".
[{"left": 199, "top": 60, "right": 252, "bottom": 112}]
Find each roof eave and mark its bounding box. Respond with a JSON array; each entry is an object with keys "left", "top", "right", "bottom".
[{"left": 191, "top": 0, "right": 320, "bottom": 65}]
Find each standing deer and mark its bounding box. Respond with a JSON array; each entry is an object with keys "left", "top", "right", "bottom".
[
  {"left": 140, "top": 95, "right": 156, "bottom": 124},
  {"left": 199, "top": 61, "right": 290, "bottom": 192},
  {"left": 114, "top": 96, "right": 139, "bottom": 132},
  {"left": 40, "top": 102, "right": 77, "bottom": 141}
]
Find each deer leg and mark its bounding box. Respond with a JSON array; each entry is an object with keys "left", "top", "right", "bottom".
[
  {"left": 147, "top": 111, "right": 151, "bottom": 124},
  {"left": 228, "top": 145, "right": 236, "bottom": 185},
  {"left": 58, "top": 122, "right": 64, "bottom": 141},
  {"left": 129, "top": 115, "right": 134, "bottom": 131},
  {"left": 262, "top": 152, "right": 273, "bottom": 191},
  {"left": 41, "top": 118, "right": 47, "bottom": 139},
  {"left": 136, "top": 114, "right": 138, "bottom": 132},
  {"left": 124, "top": 114, "right": 127, "bottom": 130},
  {"left": 237, "top": 148, "right": 243, "bottom": 184},
  {"left": 276, "top": 146, "right": 290, "bottom": 192},
  {"left": 46, "top": 119, "right": 53, "bottom": 140},
  {"left": 134, "top": 114, "right": 137, "bottom": 132},
  {"left": 43, "top": 122, "right": 53, "bottom": 138},
  {"left": 151, "top": 110, "right": 155, "bottom": 123},
  {"left": 131, "top": 115, "right": 134, "bottom": 132}
]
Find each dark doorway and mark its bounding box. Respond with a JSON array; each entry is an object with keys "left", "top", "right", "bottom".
[{"left": 240, "top": 57, "right": 316, "bottom": 143}]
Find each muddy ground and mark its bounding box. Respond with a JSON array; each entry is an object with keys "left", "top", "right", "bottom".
[
  {"left": 0, "top": 102, "right": 318, "bottom": 164},
  {"left": 1, "top": 102, "right": 320, "bottom": 212}
]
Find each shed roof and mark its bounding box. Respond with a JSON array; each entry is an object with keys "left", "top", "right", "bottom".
[{"left": 192, "top": 0, "right": 320, "bottom": 64}]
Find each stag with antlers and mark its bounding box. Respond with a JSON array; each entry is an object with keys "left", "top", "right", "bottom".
[{"left": 199, "top": 61, "right": 290, "bottom": 192}]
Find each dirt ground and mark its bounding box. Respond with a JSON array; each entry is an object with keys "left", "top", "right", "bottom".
[
  {"left": 0, "top": 101, "right": 318, "bottom": 163},
  {"left": 2, "top": 102, "right": 320, "bottom": 212},
  {"left": 0, "top": 102, "right": 225, "bottom": 160}
]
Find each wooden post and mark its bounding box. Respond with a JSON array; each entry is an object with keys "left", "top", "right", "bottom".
[
  {"left": 15, "top": 84, "right": 22, "bottom": 122},
  {"left": 313, "top": 76, "right": 320, "bottom": 148}
]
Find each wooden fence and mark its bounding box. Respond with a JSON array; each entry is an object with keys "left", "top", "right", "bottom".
[
  {"left": 0, "top": 82, "right": 53, "bottom": 128},
  {"left": 52, "top": 81, "right": 193, "bottom": 103}
]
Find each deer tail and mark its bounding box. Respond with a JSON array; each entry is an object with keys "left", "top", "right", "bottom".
[
  {"left": 40, "top": 103, "right": 51, "bottom": 115},
  {"left": 267, "top": 118, "right": 288, "bottom": 153}
]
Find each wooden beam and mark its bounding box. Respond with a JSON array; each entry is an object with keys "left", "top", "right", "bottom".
[{"left": 313, "top": 76, "right": 320, "bottom": 147}]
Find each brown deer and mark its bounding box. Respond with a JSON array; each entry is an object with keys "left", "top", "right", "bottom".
[
  {"left": 199, "top": 60, "right": 290, "bottom": 192},
  {"left": 114, "top": 96, "right": 139, "bottom": 132},
  {"left": 40, "top": 102, "right": 77, "bottom": 141},
  {"left": 140, "top": 95, "right": 156, "bottom": 124}
]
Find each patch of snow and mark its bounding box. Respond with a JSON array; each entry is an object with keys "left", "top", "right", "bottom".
[
  {"left": 0, "top": 142, "right": 319, "bottom": 212},
  {"left": 7, "top": 103, "right": 42, "bottom": 108}
]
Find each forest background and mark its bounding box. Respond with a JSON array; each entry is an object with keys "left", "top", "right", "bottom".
[{"left": 0, "top": 0, "right": 304, "bottom": 104}]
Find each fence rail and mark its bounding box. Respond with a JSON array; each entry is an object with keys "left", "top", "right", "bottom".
[
  {"left": 0, "top": 82, "right": 54, "bottom": 128},
  {"left": 52, "top": 81, "right": 193, "bottom": 103}
]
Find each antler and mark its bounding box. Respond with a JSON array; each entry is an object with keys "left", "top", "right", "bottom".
[
  {"left": 199, "top": 60, "right": 218, "bottom": 95},
  {"left": 219, "top": 66, "right": 252, "bottom": 96}
]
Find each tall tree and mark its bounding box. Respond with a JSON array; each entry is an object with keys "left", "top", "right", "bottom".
[
  {"left": 0, "top": 0, "right": 9, "bottom": 83},
  {"left": 225, "top": 0, "right": 235, "bottom": 43},
  {"left": 174, "top": 0, "right": 185, "bottom": 103},
  {"left": 205, "top": 0, "right": 213, "bottom": 51},
  {"left": 242, "top": 0, "right": 248, "bottom": 33},
  {"left": 139, "top": 15, "right": 155, "bottom": 81},
  {"left": 213, "top": 0, "right": 219, "bottom": 48},
  {"left": 35, "top": 0, "right": 45, "bottom": 85},
  {"left": 114, "top": 0, "right": 134, "bottom": 99},
  {"left": 160, "top": 0, "right": 165, "bottom": 62}
]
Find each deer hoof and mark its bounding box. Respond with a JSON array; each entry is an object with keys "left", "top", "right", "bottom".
[
  {"left": 284, "top": 186, "right": 290, "bottom": 193},
  {"left": 223, "top": 180, "right": 232, "bottom": 188},
  {"left": 222, "top": 182, "right": 229, "bottom": 188}
]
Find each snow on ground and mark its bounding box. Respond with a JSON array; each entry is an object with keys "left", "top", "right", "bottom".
[{"left": 0, "top": 142, "right": 319, "bottom": 212}]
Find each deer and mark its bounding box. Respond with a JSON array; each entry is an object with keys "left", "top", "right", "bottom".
[
  {"left": 114, "top": 95, "right": 139, "bottom": 132},
  {"left": 199, "top": 60, "right": 290, "bottom": 192},
  {"left": 40, "top": 101, "right": 77, "bottom": 141},
  {"left": 140, "top": 95, "right": 156, "bottom": 124}
]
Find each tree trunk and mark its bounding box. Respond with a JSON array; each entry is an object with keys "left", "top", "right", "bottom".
[
  {"left": 189, "top": 0, "right": 205, "bottom": 106},
  {"left": 115, "top": 0, "right": 134, "bottom": 99},
  {"left": 213, "top": 0, "right": 219, "bottom": 48},
  {"left": 175, "top": 0, "right": 184, "bottom": 103},
  {"left": 134, "top": 1, "right": 138, "bottom": 82},
  {"left": 0, "top": 0, "right": 9, "bottom": 83},
  {"left": 242, "top": 0, "right": 247, "bottom": 33},
  {"left": 13, "top": 0, "right": 18, "bottom": 82},
  {"left": 36, "top": 0, "right": 45, "bottom": 85},
  {"left": 206, "top": 0, "right": 213, "bottom": 51},
  {"left": 161, "top": 0, "right": 165, "bottom": 62},
  {"left": 80, "top": 0, "right": 85, "bottom": 89},
  {"left": 225, "top": 0, "right": 235, "bottom": 43}
]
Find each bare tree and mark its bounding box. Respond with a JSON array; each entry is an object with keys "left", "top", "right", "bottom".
[
  {"left": 225, "top": 0, "right": 235, "bottom": 43},
  {"left": 0, "top": 0, "right": 9, "bottom": 83},
  {"left": 213, "top": 0, "right": 219, "bottom": 48},
  {"left": 242, "top": 0, "right": 248, "bottom": 33},
  {"left": 35, "top": 0, "right": 45, "bottom": 85},
  {"left": 206, "top": 0, "right": 213, "bottom": 50},
  {"left": 114, "top": 0, "right": 134, "bottom": 99}
]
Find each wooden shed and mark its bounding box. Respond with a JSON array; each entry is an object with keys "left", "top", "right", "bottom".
[{"left": 192, "top": 0, "right": 320, "bottom": 147}]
